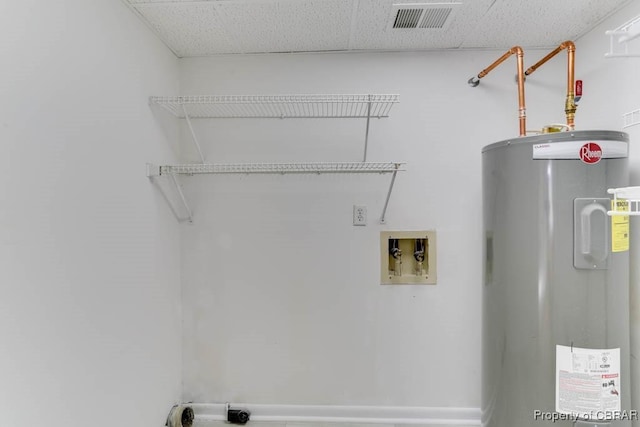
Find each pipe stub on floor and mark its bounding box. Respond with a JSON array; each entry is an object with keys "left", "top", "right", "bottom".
[{"left": 166, "top": 404, "right": 194, "bottom": 427}]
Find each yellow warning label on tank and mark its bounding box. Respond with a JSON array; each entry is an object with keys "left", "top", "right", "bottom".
[{"left": 611, "top": 200, "right": 629, "bottom": 253}]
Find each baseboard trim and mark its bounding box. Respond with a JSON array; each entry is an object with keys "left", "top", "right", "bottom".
[{"left": 186, "top": 403, "right": 481, "bottom": 425}]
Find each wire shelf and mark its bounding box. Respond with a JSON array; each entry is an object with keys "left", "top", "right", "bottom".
[
  {"left": 623, "top": 109, "right": 640, "bottom": 128},
  {"left": 149, "top": 94, "right": 399, "bottom": 119},
  {"left": 608, "top": 186, "right": 640, "bottom": 216},
  {"left": 605, "top": 14, "right": 640, "bottom": 58},
  {"left": 158, "top": 162, "right": 404, "bottom": 175}
]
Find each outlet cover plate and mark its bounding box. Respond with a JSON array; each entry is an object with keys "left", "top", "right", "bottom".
[{"left": 353, "top": 205, "right": 367, "bottom": 226}]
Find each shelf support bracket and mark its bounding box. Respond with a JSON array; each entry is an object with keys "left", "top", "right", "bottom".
[
  {"left": 380, "top": 164, "right": 400, "bottom": 224},
  {"left": 182, "top": 105, "right": 206, "bottom": 164},
  {"left": 363, "top": 96, "right": 372, "bottom": 162},
  {"left": 169, "top": 173, "right": 194, "bottom": 223},
  {"left": 146, "top": 163, "right": 194, "bottom": 223}
]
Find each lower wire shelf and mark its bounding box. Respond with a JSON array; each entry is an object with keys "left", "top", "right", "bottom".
[
  {"left": 147, "top": 162, "right": 405, "bottom": 223},
  {"left": 149, "top": 161, "right": 404, "bottom": 175}
]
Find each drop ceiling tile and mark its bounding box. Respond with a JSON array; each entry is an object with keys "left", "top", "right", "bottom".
[
  {"left": 350, "top": 0, "right": 495, "bottom": 51},
  {"left": 122, "top": 0, "right": 632, "bottom": 56},
  {"left": 214, "top": 0, "right": 353, "bottom": 53},
  {"left": 133, "top": 3, "right": 237, "bottom": 56},
  {"left": 460, "top": 0, "right": 631, "bottom": 49}
]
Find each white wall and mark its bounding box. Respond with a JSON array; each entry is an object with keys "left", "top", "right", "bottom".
[
  {"left": 178, "top": 2, "right": 640, "bottom": 406},
  {"left": 0, "top": 1, "right": 182, "bottom": 425},
  {"left": 177, "top": 48, "right": 567, "bottom": 407}
]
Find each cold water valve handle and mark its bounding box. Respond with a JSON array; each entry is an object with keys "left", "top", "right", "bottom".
[
  {"left": 414, "top": 239, "right": 425, "bottom": 275},
  {"left": 389, "top": 239, "right": 402, "bottom": 276}
]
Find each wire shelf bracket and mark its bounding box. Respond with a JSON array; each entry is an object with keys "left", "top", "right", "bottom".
[
  {"left": 608, "top": 186, "right": 640, "bottom": 216},
  {"left": 182, "top": 104, "right": 206, "bottom": 164},
  {"left": 146, "top": 164, "right": 193, "bottom": 223},
  {"left": 605, "top": 15, "right": 640, "bottom": 58}
]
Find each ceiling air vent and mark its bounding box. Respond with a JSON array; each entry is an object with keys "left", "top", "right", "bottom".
[
  {"left": 394, "top": 8, "right": 423, "bottom": 28},
  {"left": 390, "top": 3, "right": 461, "bottom": 30}
]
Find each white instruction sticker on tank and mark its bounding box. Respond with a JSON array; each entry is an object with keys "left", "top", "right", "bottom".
[
  {"left": 556, "top": 345, "right": 621, "bottom": 419},
  {"left": 533, "top": 140, "right": 627, "bottom": 161}
]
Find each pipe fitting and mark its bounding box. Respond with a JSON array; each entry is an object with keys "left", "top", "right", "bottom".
[
  {"left": 166, "top": 405, "right": 194, "bottom": 427},
  {"left": 565, "top": 96, "right": 577, "bottom": 115}
]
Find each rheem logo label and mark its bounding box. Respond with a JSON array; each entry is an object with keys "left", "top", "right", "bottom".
[{"left": 580, "top": 142, "right": 602, "bottom": 164}]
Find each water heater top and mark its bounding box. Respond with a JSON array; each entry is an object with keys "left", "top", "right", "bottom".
[{"left": 482, "top": 130, "right": 629, "bottom": 153}]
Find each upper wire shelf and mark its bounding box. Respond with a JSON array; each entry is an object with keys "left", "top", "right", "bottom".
[
  {"left": 149, "top": 94, "right": 400, "bottom": 119},
  {"left": 608, "top": 187, "right": 640, "bottom": 216},
  {"left": 151, "top": 162, "right": 404, "bottom": 176}
]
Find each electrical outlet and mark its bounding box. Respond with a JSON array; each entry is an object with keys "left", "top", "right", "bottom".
[{"left": 353, "top": 205, "right": 367, "bottom": 226}]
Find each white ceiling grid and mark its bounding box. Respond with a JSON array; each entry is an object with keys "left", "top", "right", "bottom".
[
  {"left": 460, "top": 0, "right": 633, "bottom": 48},
  {"left": 213, "top": 0, "right": 353, "bottom": 54},
  {"left": 123, "top": 0, "right": 632, "bottom": 57},
  {"left": 133, "top": 2, "right": 238, "bottom": 55}
]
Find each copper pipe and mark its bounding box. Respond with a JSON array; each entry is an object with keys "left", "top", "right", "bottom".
[
  {"left": 524, "top": 41, "right": 577, "bottom": 130},
  {"left": 468, "top": 46, "right": 527, "bottom": 137}
]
